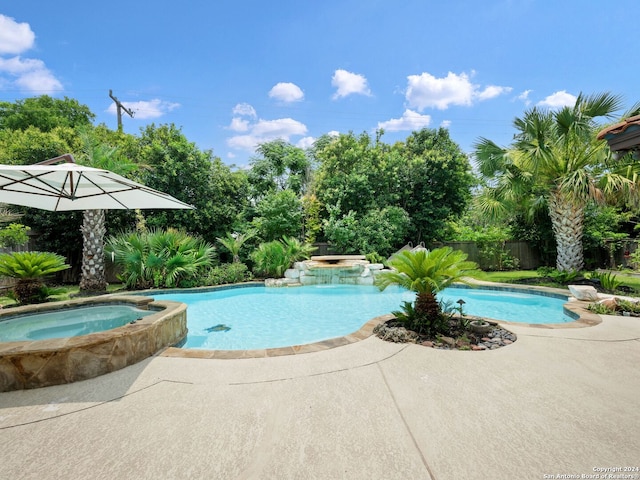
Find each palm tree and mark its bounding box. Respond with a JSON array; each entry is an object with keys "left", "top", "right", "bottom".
[
  {"left": 375, "top": 247, "right": 478, "bottom": 333},
  {"left": 76, "top": 135, "right": 140, "bottom": 293},
  {"left": 216, "top": 231, "right": 256, "bottom": 263},
  {"left": 474, "top": 92, "right": 640, "bottom": 271},
  {"left": 0, "top": 251, "right": 70, "bottom": 304}
]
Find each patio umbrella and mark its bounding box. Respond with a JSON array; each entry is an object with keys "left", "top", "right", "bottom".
[{"left": 0, "top": 162, "right": 194, "bottom": 211}]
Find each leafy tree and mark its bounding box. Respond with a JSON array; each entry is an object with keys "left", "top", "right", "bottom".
[
  {"left": 247, "top": 139, "right": 311, "bottom": 200},
  {"left": 0, "top": 96, "right": 95, "bottom": 132},
  {"left": 375, "top": 247, "right": 478, "bottom": 335},
  {"left": 134, "top": 124, "right": 248, "bottom": 241},
  {"left": 475, "top": 92, "right": 639, "bottom": 271},
  {"left": 398, "top": 129, "right": 475, "bottom": 243},
  {"left": 324, "top": 206, "right": 410, "bottom": 257},
  {"left": 250, "top": 236, "right": 316, "bottom": 277},
  {"left": 0, "top": 126, "right": 79, "bottom": 165},
  {"left": 251, "top": 189, "right": 303, "bottom": 242}
]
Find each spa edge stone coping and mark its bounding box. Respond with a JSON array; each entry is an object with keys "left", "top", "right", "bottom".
[{"left": 0, "top": 295, "right": 187, "bottom": 392}]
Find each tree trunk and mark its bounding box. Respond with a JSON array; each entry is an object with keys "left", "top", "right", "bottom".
[
  {"left": 79, "top": 209, "right": 107, "bottom": 293},
  {"left": 548, "top": 191, "right": 585, "bottom": 272}
]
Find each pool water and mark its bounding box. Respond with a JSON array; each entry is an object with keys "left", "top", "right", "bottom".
[
  {"left": 153, "top": 285, "right": 571, "bottom": 351},
  {"left": 0, "top": 305, "right": 154, "bottom": 342}
]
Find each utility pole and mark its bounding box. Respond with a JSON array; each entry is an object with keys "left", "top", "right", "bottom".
[{"left": 109, "top": 89, "right": 134, "bottom": 132}]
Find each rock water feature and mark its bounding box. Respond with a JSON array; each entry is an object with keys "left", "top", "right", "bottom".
[{"left": 265, "top": 255, "right": 386, "bottom": 287}]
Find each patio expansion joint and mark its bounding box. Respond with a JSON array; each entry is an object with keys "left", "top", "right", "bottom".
[
  {"left": 0, "top": 379, "right": 194, "bottom": 431},
  {"left": 518, "top": 333, "right": 640, "bottom": 343},
  {"left": 376, "top": 362, "right": 437, "bottom": 480}
]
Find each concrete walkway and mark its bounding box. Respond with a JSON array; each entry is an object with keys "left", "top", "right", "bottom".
[{"left": 1, "top": 314, "right": 639, "bottom": 480}]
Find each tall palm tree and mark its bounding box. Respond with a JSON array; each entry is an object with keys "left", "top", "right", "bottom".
[
  {"left": 77, "top": 136, "right": 140, "bottom": 293},
  {"left": 474, "top": 92, "right": 640, "bottom": 271},
  {"left": 375, "top": 247, "right": 478, "bottom": 329}
]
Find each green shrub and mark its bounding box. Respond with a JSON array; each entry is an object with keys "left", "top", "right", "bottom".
[
  {"left": 0, "top": 223, "right": 30, "bottom": 248},
  {"left": 588, "top": 271, "right": 622, "bottom": 293},
  {"left": 106, "top": 229, "right": 215, "bottom": 289},
  {"left": 205, "top": 263, "right": 252, "bottom": 286},
  {"left": 548, "top": 269, "right": 580, "bottom": 285},
  {"left": 587, "top": 302, "right": 616, "bottom": 315}
]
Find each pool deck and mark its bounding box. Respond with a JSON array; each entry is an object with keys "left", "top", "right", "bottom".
[{"left": 1, "top": 304, "right": 639, "bottom": 479}]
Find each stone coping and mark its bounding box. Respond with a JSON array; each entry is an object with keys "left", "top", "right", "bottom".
[
  {"left": 158, "top": 281, "right": 602, "bottom": 360},
  {"left": 0, "top": 295, "right": 187, "bottom": 391}
]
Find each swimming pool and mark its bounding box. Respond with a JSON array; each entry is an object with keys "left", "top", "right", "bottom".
[{"left": 153, "top": 284, "right": 571, "bottom": 351}]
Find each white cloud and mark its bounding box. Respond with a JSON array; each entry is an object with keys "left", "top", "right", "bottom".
[
  {"left": 378, "top": 109, "right": 432, "bottom": 132},
  {"left": 0, "top": 15, "right": 35, "bottom": 55},
  {"left": 227, "top": 117, "right": 308, "bottom": 153},
  {"left": 477, "top": 85, "right": 513, "bottom": 101},
  {"left": 327, "top": 130, "right": 340, "bottom": 137},
  {"left": 440, "top": 120, "right": 452, "bottom": 128},
  {"left": 0, "top": 56, "right": 62, "bottom": 94},
  {"left": 232, "top": 103, "right": 257, "bottom": 118},
  {"left": 332, "top": 69, "right": 371, "bottom": 99},
  {"left": 228, "top": 117, "right": 250, "bottom": 132},
  {"left": 406, "top": 71, "right": 511, "bottom": 110},
  {"left": 296, "top": 136, "right": 316, "bottom": 149},
  {"left": 518, "top": 89, "right": 533, "bottom": 105},
  {"left": 269, "top": 82, "right": 304, "bottom": 103},
  {"left": 0, "top": 16, "right": 63, "bottom": 94},
  {"left": 106, "top": 99, "right": 180, "bottom": 120},
  {"left": 537, "top": 90, "right": 577, "bottom": 108}
]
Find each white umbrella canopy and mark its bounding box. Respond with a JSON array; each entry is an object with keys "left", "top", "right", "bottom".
[{"left": 0, "top": 163, "right": 194, "bottom": 211}]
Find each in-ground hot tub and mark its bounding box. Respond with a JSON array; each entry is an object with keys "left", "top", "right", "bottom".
[{"left": 0, "top": 295, "right": 187, "bottom": 392}]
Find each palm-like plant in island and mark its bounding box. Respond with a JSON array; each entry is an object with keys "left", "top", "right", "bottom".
[
  {"left": 375, "top": 247, "right": 478, "bottom": 335},
  {"left": 474, "top": 92, "right": 640, "bottom": 272}
]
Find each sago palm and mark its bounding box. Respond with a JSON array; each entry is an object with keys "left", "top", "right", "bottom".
[
  {"left": 0, "top": 251, "right": 70, "bottom": 304},
  {"left": 375, "top": 247, "right": 478, "bottom": 334},
  {"left": 474, "top": 92, "right": 640, "bottom": 271}
]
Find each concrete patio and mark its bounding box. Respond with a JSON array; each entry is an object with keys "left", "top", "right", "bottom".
[{"left": 1, "top": 313, "right": 639, "bottom": 480}]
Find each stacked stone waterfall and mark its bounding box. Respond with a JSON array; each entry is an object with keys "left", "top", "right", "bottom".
[{"left": 265, "top": 255, "right": 386, "bottom": 287}]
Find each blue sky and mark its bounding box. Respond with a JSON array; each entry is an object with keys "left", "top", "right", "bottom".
[{"left": 0, "top": 1, "right": 638, "bottom": 167}]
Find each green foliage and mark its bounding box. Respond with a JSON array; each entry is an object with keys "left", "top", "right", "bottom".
[
  {"left": 106, "top": 229, "right": 215, "bottom": 289},
  {"left": 216, "top": 231, "right": 256, "bottom": 263},
  {"left": 587, "top": 302, "right": 616, "bottom": 315},
  {"left": 583, "top": 203, "right": 630, "bottom": 268},
  {"left": 250, "top": 236, "right": 316, "bottom": 277},
  {"left": 204, "top": 263, "right": 252, "bottom": 286},
  {"left": 0, "top": 223, "right": 30, "bottom": 248},
  {"left": 391, "top": 300, "right": 450, "bottom": 336},
  {"left": 365, "top": 252, "right": 386, "bottom": 265},
  {"left": 548, "top": 269, "right": 580, "bottom": 284},
  {"left": 323, "top": 206, "right": 410, "bottom": 257},
  {"left": 247, "top": 139, "right": 311, "bottom": 199},
  {"left": 312, "top": 128, "right": 473, "bottom": 246},
  {"left": 0, "top": 251, "right": 70, "bottom": 279},
  {"left": 0, "top": 251, "right": 71, "bottom": 304},
  {"left": 0, "top": 126, "right": 78, "bottom": 165},
  {"left": 588, "top": 271, "right": 622, "bottom": 293},
  {"left": 251, "top": 190, "right": 303, "bottom": 242},
  {"left": 0, "top": 96, "right": 94, "bottom": 132},
  {"left": 376, "top": 247, "right": 478, "bottom": 295},
  {"left": 302, "top": 194, "right": 322, "bottom": 244},
  {"left": 133, "top": 124, "right": 249, "bottom": 241},
  {"left": 617, "top": 300, "right": 640, "bottom": 315}
]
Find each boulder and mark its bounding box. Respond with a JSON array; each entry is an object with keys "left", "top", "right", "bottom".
[{"left": 568, "top": 285, "right": 599, "bottom": 301}]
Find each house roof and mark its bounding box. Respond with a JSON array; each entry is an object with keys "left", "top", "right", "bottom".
[{"left": 597, "top": 114, "right": 640, "bottom": 152}]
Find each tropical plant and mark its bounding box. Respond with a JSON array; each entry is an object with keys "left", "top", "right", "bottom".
[
  {"left": 76, "top": 133, "right": 142, "bottom": 293},
  {"left": 588, "top": 270, "right": 622, "bottom": 293},
  {"left": 475, "top": 92, "right": 640, "bottom": 272},
  {"left": 375, "top": 247, "right": 478, "bottom": 335},
  {"left": 106, "top": 229, "right": 216, "bottom": 289},
  {"left": 216, "top": 231, "right": 256, "bottom": 263},
  {"left": 0, "top": 251, "right": 70, "bottom": 304},
  {"left": 250, "top": 236, "right": 316, "bottom": 278}
]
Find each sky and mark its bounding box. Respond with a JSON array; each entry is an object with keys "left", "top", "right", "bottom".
[{"left": 0, "top": 0, "right": 638, "bottom": 168}]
